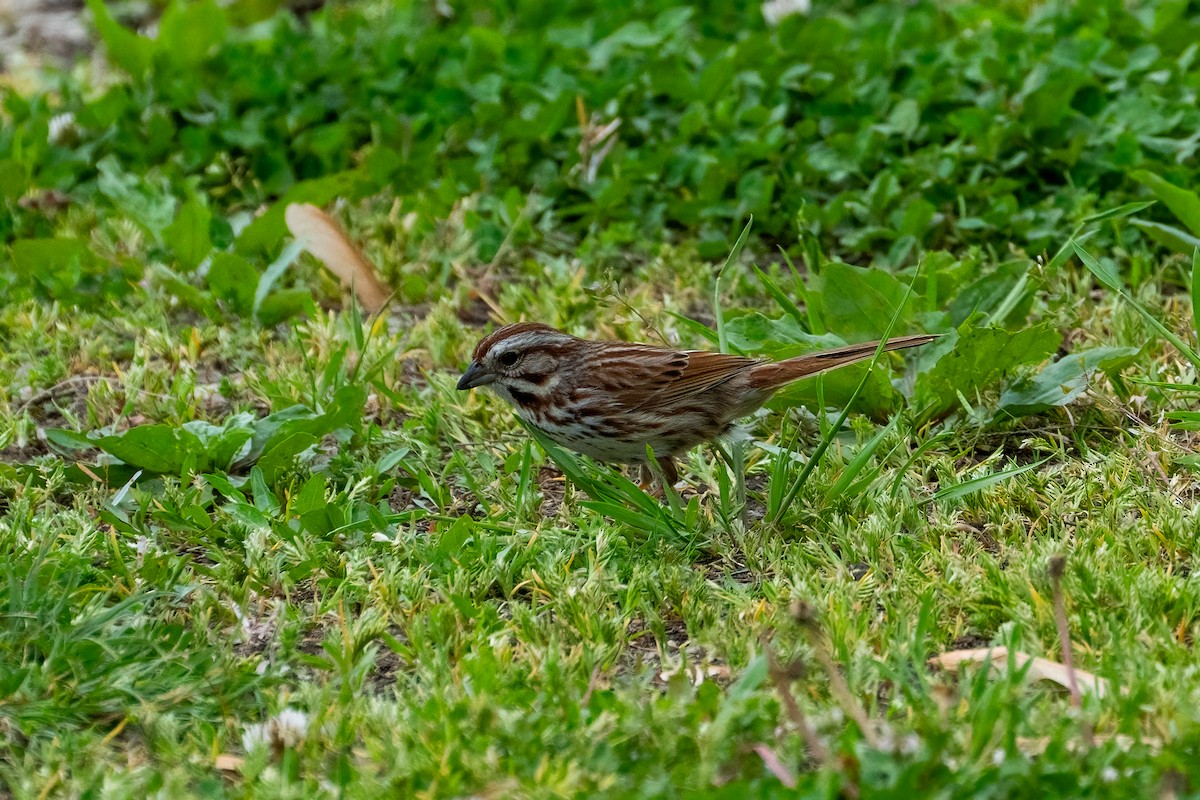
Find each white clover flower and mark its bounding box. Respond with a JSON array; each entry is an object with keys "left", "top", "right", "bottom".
[
  {"left": 241, "top": 708, "right": 310, "bottom": 754},
  {"left": 48, "top": 112, "right": 76, "bottom": 144},
  {"left": 762, "top": 0, "right": 811, "bottom": 25}
]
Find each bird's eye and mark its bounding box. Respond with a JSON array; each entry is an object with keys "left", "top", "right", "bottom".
[{"left": 499, "top": 351, "right": 520, "bottom": 367}]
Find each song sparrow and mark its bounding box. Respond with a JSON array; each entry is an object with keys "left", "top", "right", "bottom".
[{"left": 457, "top": 322, "right": 937, "bottom": 485}]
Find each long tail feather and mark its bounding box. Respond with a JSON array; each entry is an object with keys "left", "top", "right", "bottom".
[{"left": 748, "top": 334, "right": 939, "bottom": 390}]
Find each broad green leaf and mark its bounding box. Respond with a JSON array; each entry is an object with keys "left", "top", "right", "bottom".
[
  {"left": 11, "top": 238, "right": 100, "bottom": 282},
  {"left": 249, "top": 466, "right": 280, "bottom": 514},
  {"left": 884, "top": 98, "right": 920, "bottom": 139},
  {"left": 255, "top": 288, "right": 313, "bottom": 326},
  {"left": 997, "top": 346, "right": 1140, "bottom": 417},
  {"left": 1192, "top": 249, "right": 1200, "bottom": 345},
  {"left": 95, "top": 425, "right": 204, "bottom": 474},
  {"left": 43, "top": 428, "right": 98, "bottom": 454},
  {"left": 810, "top": 262, "right": 912, "bottom": 342},
  {"left": 246, "top": 385, "right": 367, "bottom": 464},
  {"left": 255, "top": 432, "right": 318, "bottom": 483},
  {"left": 292, "top": 475, "right": 328, "bottom": 515},
  {"left": 912, "top": 325, "right": 1060, "bottom": 421}
]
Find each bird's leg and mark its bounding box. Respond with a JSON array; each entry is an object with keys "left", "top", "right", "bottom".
[
  {"left": 656, "top": 455, "right": 679, "bottom": 489},
  {"left": 636, "top": 457, "right": 679, "bottom": 497},
  {"left": 638, "top": 463, "right": 653, "bottom": 492}
]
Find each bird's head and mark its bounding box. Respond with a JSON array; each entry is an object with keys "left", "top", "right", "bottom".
[{"left": 457, "top": 323, "right": 576, "bottom": 404}]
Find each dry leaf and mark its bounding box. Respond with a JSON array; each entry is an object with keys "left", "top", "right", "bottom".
[
  {"left": 929, "top": 646, "right": 1109, "bottom": 698},
  {"left": 285, "top": 203, "right": 391, "bottom": 314},
  {"left": 215, "top": 754, "right": 244, "bottom": 772}
]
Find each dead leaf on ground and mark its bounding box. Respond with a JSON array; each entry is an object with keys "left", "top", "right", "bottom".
[
  {"left": 285, "top": 203, "right": 391, "bottom": 313},
  {"left": 215, "top": 754, "right": 244, "bottom": 772},
  {"left": 929, "top": 646, "right": 1110, "bottom": 698}
]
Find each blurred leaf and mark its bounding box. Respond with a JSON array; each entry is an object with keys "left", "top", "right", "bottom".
[
  {"left": 11, "top": 238, "right": 101, "bottom": 285},
  {"left": 236, "top": 171, "right": 366, "bottom": 255},
  {"left": 947, "top": 262, "right": 1032, "bottom": 328},
  {"left": 0, "top": 160, "right": 29, "bottom": 201},
  {"left": 164, "top": 194, "right": 213, "bottom": 272},
  {"left": 157, "top": 0, "right": 227, "bottom": 68},
  {"left": 96, "top": 156, "right": 175, "bottom": 239},
  {"left": 253, "top": 239, "right": 304, "bottom": 319},
  {"left": 1131, "top": 219, "right": 1200, "bottom": 253},
  {"left": 1080, "top": 200, "right": 1155, "bottom": 225},
  {"left": 207, "top": 253, "right": 258, "bottom": 314},
  {"left": 86, "top": 0, "right": 153, "bottom": 78},
  {"left": 1131, "top": 170, "right": 1200, "bottom": 235}
]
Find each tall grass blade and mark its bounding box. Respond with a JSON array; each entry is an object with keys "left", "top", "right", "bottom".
[{"left": 1074, "top": 242, "right": 1200, "bottom": 370}]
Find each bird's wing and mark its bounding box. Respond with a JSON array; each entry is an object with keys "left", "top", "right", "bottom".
[{"left": 602, "top": 347, "right": 759, "bottom": 412}]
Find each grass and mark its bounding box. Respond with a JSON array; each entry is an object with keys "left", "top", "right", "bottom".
[
  {"left": 3, "top": 247, "right": 1199, "bottom": 797},
  {"left": 4, "top": 0, "right": 1200, "bottom": 797}
]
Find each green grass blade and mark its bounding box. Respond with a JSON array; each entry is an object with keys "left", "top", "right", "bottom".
[
  {"left": 1192, "top": 248, "right": 1200, "bottom": 345},
  {"left": 1074, "top": 241, "right": 1200, "bottom": 370},
  {"left": 768, "top": 268, "right": 924, "bottom": 525},
  {"left": 1079, "top": 200, "right": 1156, "bottom": 225},
  {"left": 824, "top": 415, "right": 899, "bottom": 502},
  {"left": 930, "top": 456, "right": 1050, "bottom": 504},
  {"left": 779, "top": 246, "right": 824, "bottom": 334},
  {"left": 755, "top": 263, "right": 807, "bottom": 329},
  {"left": 714, "top": 218, "right": 753, "bottom": 353}
]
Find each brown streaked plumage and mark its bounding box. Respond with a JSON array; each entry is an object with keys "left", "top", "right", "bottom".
[{"left": 457, "top": 323, "right": 938, "bottom": 485}]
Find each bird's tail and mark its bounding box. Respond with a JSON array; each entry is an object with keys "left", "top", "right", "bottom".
[{"left": 747, "top": 334, "right": 939, "bottom": 390}]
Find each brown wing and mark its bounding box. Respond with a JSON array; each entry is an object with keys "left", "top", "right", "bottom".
[{"left": 598, "top": 346, "right": 759, "bottom": 412}]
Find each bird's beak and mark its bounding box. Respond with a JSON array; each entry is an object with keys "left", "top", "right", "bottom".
[{"left": 456, "top": 361, "right": 495, "bottom": 390}]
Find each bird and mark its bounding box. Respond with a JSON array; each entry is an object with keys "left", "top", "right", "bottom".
[{"left": 457, "top": 322, "right": 937, "bottom": 486}]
